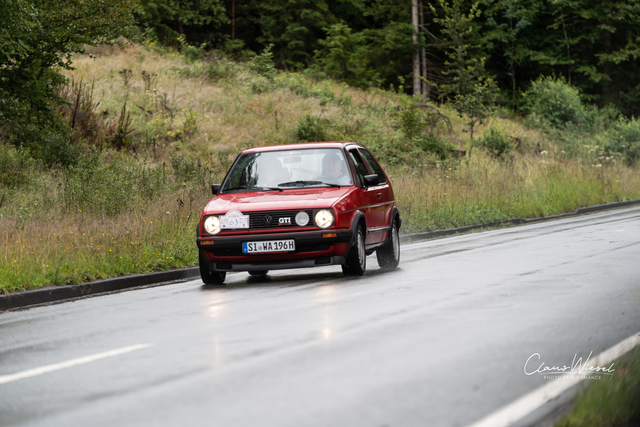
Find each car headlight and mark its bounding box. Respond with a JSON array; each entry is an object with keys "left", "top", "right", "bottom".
[
  {"left": 295, "top": 211, "right": 310, "bottom": 226},
  {"left": 203, "top": 216, "right": 221, "bottom": 235},
  {"left": 314, "top": 210, "right": 334, "bottom": 229}
]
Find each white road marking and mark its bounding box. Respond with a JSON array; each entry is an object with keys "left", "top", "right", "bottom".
[
  {"left": 0, "top": 343, "right": 153, "bottom": 385},
  {"left": 467, "top": 332, "right": 640, "bottom": 427}
]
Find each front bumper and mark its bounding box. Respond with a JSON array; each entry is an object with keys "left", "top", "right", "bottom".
[{"left": 196, "top": 229, "right": 353, "bottom": 271}]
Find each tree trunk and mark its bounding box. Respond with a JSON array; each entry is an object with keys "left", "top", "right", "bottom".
[
  {"left": 420, "top": 0, "right": 429, "bottom": 101},
  {"left": 559, "top": 7, "right": 571, "bottom": 84},
  {"left": 232, "top": 0, "right": 235, "bottom": 40},
  {"left": 603, "top": 29, "right": 612, "bottom": 102},
  {"left": 412, "top": 0, "right": 420, "bottom": 95}
]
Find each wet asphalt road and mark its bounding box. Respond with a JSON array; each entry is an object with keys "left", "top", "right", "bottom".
[{"left": 1, "top": 206, "right": 640, "bottom": 427}]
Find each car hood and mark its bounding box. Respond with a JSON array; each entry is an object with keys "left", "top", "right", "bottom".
[{"left": 204, "top": 187, "right": 353, "bottom": 214}]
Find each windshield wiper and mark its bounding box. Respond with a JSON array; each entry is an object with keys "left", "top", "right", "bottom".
[
  {"left": 224, "top": 185, "right": 283, "bottom": 192},
  {"left": 278, "top": 180, "right": 340, "bottom": 188}
]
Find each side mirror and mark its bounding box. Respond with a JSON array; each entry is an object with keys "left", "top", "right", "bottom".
[
  {"left": 363, "top": 174, "right": 379, "bottom": 187},
  {"left": 211, "top": 184, "right": 221, "bottom": 195}
]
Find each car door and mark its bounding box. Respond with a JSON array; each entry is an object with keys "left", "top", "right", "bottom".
[
  {"left": 346, "top": 148, "right": 385, "bottom": 245},
  {"left": 358, "top": 147, "right": 394, "bottom": 244}
]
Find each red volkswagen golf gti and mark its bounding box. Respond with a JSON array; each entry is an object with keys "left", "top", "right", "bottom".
[{"left": 196, "top": 142, "right": 401, "bottom": 284}]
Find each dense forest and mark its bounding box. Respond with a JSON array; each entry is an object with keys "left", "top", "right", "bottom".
[
  {"left": 139, "top": 0, "right": 640, "bottom": 115},
  {"left": 2, "top": 0, "right": 640, "bottom": 168}
]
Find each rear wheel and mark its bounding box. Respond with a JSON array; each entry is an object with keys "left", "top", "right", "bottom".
[
  {"left": 249, "top": 270, "right": 268, "bottom": 277},
  {"left": 342, "top": 224, "right": 366, "bottom": 276},
  {"left": 199, "top": 250, "right": 226, "bottom": 285},
  {"left": 376, "top": 217, "right": 400, "bottom": 269}
]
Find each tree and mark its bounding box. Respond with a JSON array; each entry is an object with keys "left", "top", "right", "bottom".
[
  {"left": 313, "top": 23, "right": 374, "bottom": 86},
  {"left": 313, "top": 20, "right": 417, "bottom": 89},
  {"left": 139, "top": 0, "right": 228, "bottom": 45},
  {"left": 432, "top": 0, "right": 486, "bottom": 99},
  {"left": 254, "top": 0, "right": 335, "bottom": 69},
  {"left": 485, "top": 0, "right": 535, "bottom": 109},
  {"left": 453, "top": 78, "right": 498, "bottom": 160},
  {"left": 0, "top": 0, "right": 140, "bottom": 164}
]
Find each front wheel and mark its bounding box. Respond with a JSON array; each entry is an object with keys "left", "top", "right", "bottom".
[
  {"left": 376, "top": 218, "right": 400, "bottom": 269},
  {"left": 199, "top": 250, "right": 226, "bottom": 285},
  {"left": 342, "top": 224, "right": 366, "bottom": 276}
]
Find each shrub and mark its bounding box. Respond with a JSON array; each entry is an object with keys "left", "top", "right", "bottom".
[
  {"left": 476, "top": 126, "right": 515, "bottom": 159},
  {"left": 249, "top": 44, "right": 276, "bottom": 80},
  {"left": 523, "top": 76, "right": 588, "bottom": 129},
  {"left": 295, "top": 114, "right": 330, "bottom": 142},
  {"left": 63, "top": 151, "right": 164, "bottom": 216},
  {"left": 11, "top": 123, "right": 79, "bottom": 168},
  {"left": 204, "top": 57, "right": 240, "bottom": 82},
  {"left": 602, "top": 118, "right": 640, "bottom": 165},
  {"left": 178, "top": 35, "right": 206, "bottom": 63},
  {"left": 0, "top": 143, "right": 36, "bottom": 189},
  {"left": 396, "top": 95, "right": 452, "bottom": 141},
  {"left": 170, "top": 155, "right": 213, "bottom": 188},
  {"left": 413, "top": 132, "right": 454, "bottom": 160},
  {"left": 275, "top": 74, "right": 313, "bottom": 97}
]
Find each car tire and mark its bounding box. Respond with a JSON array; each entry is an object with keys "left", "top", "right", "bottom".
[
  {"left": 249, "top": 270, "right": 268, "bottom": 276},
  {"left": 199, "top": 250, "right": 226, "bottom": 285},
  {"left": 342, "top": 223, "right": 366, "bottom": 276},
  {"left": 376, "top": 217, "right": 400, "bottom": 269}
]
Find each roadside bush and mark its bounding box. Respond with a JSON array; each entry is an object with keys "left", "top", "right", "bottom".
[
  {"left": 523, "top": 76, "right": 588, "bottom": 129},
  {"left": 275, "top": 73, "right": 313, "bottom": 97},
  {"left": 170, "top": 155, "right": 213, "bottom": 189},
  {"left": 396, "top": 95, "right": 451, "bottom": 140},
  {"left": 296, "top": 114, "right": 330, "bottom": 142},
  {"left": 204, "top": 57, "right": 240, "bottom": 82},
  {"left": 178, "top": 35, "right": 206, "bottom": 63},
  {"left": 602, "top": 118, "right": 640, "bottom": 166},
  {"left": 176, "top": 54, "right": 241, "bottom": 83},
  {"left": 413, "top": 132, "right": 454, "bottom": 160},
  {"left": 249, "top": 44, "right": 276, "bottom": 80},
  {"left": 11, "top": 124, "right": 79, "bottom": 168},
  {"left": 63, "top": 151, "right": 164, "bottom": 216},
  {"left": 476, "top": 126, "right": 514, "bottom": 159},
  {"left": 0, "top": 143, "right": 37, "bottom": 189}
]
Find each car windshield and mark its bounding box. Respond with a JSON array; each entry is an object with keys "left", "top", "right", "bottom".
[{"left": 221, "top": 148, "right": 353, "bottom": 193}]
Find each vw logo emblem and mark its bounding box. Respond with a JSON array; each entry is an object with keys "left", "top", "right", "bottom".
[{"left": 264, "top": 215, "right": 272, "bottom": 225}]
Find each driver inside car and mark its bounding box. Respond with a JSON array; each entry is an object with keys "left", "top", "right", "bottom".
[{"left": 318, "top": 152, "right": 351, "bottom": 185}]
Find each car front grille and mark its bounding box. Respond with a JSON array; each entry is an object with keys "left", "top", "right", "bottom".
[{"left": 248, "top": 210, "right": 314, "bottom": 229}]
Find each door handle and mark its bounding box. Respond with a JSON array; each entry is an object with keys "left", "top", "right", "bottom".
[{"left": 376, "top": 193, "right": 382, "bottom": 198}]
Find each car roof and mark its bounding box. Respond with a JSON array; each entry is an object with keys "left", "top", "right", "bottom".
[{"left": 241, "top": 142, "right": 361, "bottom": 154}]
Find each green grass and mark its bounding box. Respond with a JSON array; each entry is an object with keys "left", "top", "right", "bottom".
[
  {"left": 556, "top": 346, "right": 640, "bottom": 427},
  {"left": 393, "top": 157, "right": 640, "bottom": 234},
  {"left": 1, "top": 212, "right": 197, "bottom": 293}
]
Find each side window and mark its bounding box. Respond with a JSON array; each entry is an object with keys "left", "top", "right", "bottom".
[
  {"left": 348, "top": 149, "right": 369, "bottom": 187},
  {"left": 359, "top": 148, "right": 386, "bottom": 184}
]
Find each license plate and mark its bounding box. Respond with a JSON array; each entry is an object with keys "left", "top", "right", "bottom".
[{"left": 242, "top": 240, "right": 295, "bottom": 254}]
